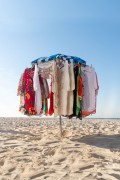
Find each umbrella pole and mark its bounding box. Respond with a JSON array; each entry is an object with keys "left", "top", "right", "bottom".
[{"left": 59, "top": 116, "right": 62, "bottom": 137}]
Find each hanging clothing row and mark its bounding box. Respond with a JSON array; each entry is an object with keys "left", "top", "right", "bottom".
[
  {"left": 17, "top": 58, "right": 99, "bottom": 119},
  {"left": 17, "top": 67, "right": 49, "bottom": 115}
]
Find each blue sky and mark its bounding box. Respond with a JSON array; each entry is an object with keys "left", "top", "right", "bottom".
[{"left": 0, "top": 0, "right": 120, "bottom": 117}]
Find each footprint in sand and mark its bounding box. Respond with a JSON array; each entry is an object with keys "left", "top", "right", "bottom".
[
  {"left": 91, "top": 153, "right": 105, "bottom": 160},
  {"left": 0, "top": 149, "right": 8, "bottom": 154},
  {"left": 30, "top": 172, "right": 46, "bottom": 179},
  {"left": 58, "top": 158, "right": 66, "bottom": 163},
  {"left": 43, "top": 149, "right": 55, "bottom": 156},
  {"left": 0, "top": 160, "right": 4, "bottom": 166},
  {"left": 29, "top": 170, "right": 55, "bottom": 179},
  {"left": 16, "top": 157, "right": 32, "bottom": 163},
  {"left": 110, "top": 173, "right": 120, "bottom": 179},
  {"left": 79, "top": 164, "right": 94, "bottom": 171},
  {"left": 8, "top": 167, "right": 16, "bottom": 173}
]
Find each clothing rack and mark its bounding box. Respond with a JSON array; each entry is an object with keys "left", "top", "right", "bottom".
[
  {"left": 18, "top": 54, "right": 99, "bottom": 138},
  {"left": 31, "top": 54, "right": 86, "bottom": 137}
]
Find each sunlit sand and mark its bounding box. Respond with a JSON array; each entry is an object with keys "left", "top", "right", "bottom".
[{"left": 0, "top": 117, "right": 120, "bottom": 180}]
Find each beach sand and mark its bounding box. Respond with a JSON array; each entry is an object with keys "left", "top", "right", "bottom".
[{"left": 0, "top": 117, "right": 120, "bottom": 180}]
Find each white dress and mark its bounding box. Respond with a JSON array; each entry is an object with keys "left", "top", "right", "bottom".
[
  {"left": 81, "top": 66, "right": 98, "bottom": 112},
  {"left": 58, "top": 61, "right": 70, "bottom": 116},
  {"left": 52, "top": 61, "right": 74, "bottom": 116},
  {"left": 67, "top": 63, "right": 75, "bottom": 115},
  {"left": 33, "top": 64, "right": 42, "bottom": 114},
  {"left": 52, "top": 61, "right": 59, "bottom": 117}
]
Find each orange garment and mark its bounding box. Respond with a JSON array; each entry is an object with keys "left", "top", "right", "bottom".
[{"left": 82, "top": 109, "right": 96, "bottom": 117}]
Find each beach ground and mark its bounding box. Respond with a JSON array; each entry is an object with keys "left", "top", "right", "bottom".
[{"left": 0, "top": 118, "right": 120, "bottom": 180}]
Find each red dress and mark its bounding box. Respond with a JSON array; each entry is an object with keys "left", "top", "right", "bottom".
[
  {"left": 48, "top": 81, "right": 54, "bottom": 115},
  {"left": 21, "top": 68, "right": 36, "bottom": 115}
]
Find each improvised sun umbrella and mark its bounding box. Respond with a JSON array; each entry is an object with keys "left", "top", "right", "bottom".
[
  {"left": 31, "top": 53, "right": 86, "bottom": 64},
  {"left": 31, "top": 53, "right": 86, "bottom": 137}
]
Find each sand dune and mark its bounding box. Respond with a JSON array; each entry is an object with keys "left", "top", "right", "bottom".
[{"left": 0, "top": 118, "right": 120, "bottom": 180}]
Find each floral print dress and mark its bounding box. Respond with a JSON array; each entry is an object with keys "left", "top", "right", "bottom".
[{"left": 21, "top": 68, "right": 36, "bottom": 115}]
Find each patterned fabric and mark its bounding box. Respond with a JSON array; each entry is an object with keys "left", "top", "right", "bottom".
[
  {"left": 70, "top": 64, "right": 83, "bottom": 120},
  {"left": 76, "top": 64, "right": 83, "bottom": 120},
  {"left": 21, "top": 68, "right": 36, "bottom": 115},
  {"left": 31, "top": 57, "right": 47, "bottom": 64},
  {"left": 18, "top": 54, "right": 99, "bottom": 118},
  {"left": 19, "top": 95, "right": 25, "bottom": 114},
  {"left": 31, "top": 53, "right": 86, "bottom": 65},
  {"left": 17, "top": 74, "right": 23, "bottom": 96},
  {"left": 17, "top": 74, "right": 26, "bottom": 113}
]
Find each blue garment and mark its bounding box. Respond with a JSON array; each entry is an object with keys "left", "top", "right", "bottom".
[{"left": 31, "top": 53, "right": 86, "bottom": 65}]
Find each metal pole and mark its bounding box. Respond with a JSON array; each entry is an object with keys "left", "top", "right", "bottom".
[{"left": 59, "top": 116, "right": 62, "bottom": 137}]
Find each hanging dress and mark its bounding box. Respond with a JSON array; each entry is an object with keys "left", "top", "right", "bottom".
[
  {"left": 33, "top": 64, "right": 42, "bottom": 115},
  {"left": 67, "top": 62, "right": 75, "bottom": 115},
  {"left": 58, "top": 60, "right": 70, "bottom": 116},
  {"left": 72, "top": 65, "right": 78, "bottom": 117},
  {"left": 17, "top": 73, "right": 25, "bottom": 113},
  {"left": 76, "top": 64, "right": 83, "bottom": 120},
  {"left": 48, "top": 81, "right": 54, "bottom": 115},
  {"left": 81, "top": 66, "right": 98, "bottom": 116},
  {"left": 21, "top": 68, "right": 36, "bottom": 115},
  {"left": 52, "top": 61, "right": 59, "bottom": 117}
]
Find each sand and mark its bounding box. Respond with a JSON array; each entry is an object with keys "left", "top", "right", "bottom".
[{"left": 0, "top": 117, "right": 120, "bottom": 180}]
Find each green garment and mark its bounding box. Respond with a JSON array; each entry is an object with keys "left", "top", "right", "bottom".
[
  {"left": 76, "top": 65, "right": 83, "bottom": 116},
  {"left": 43, "top": 98, "right": 48, "bottom": 114}
]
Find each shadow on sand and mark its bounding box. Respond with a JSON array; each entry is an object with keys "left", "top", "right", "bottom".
[
  {"left": 0, "top": 129, "right": 35, "bottom": 136},
  {"left": 71, "top": 134, "right": 120, "bottom": 150}
]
